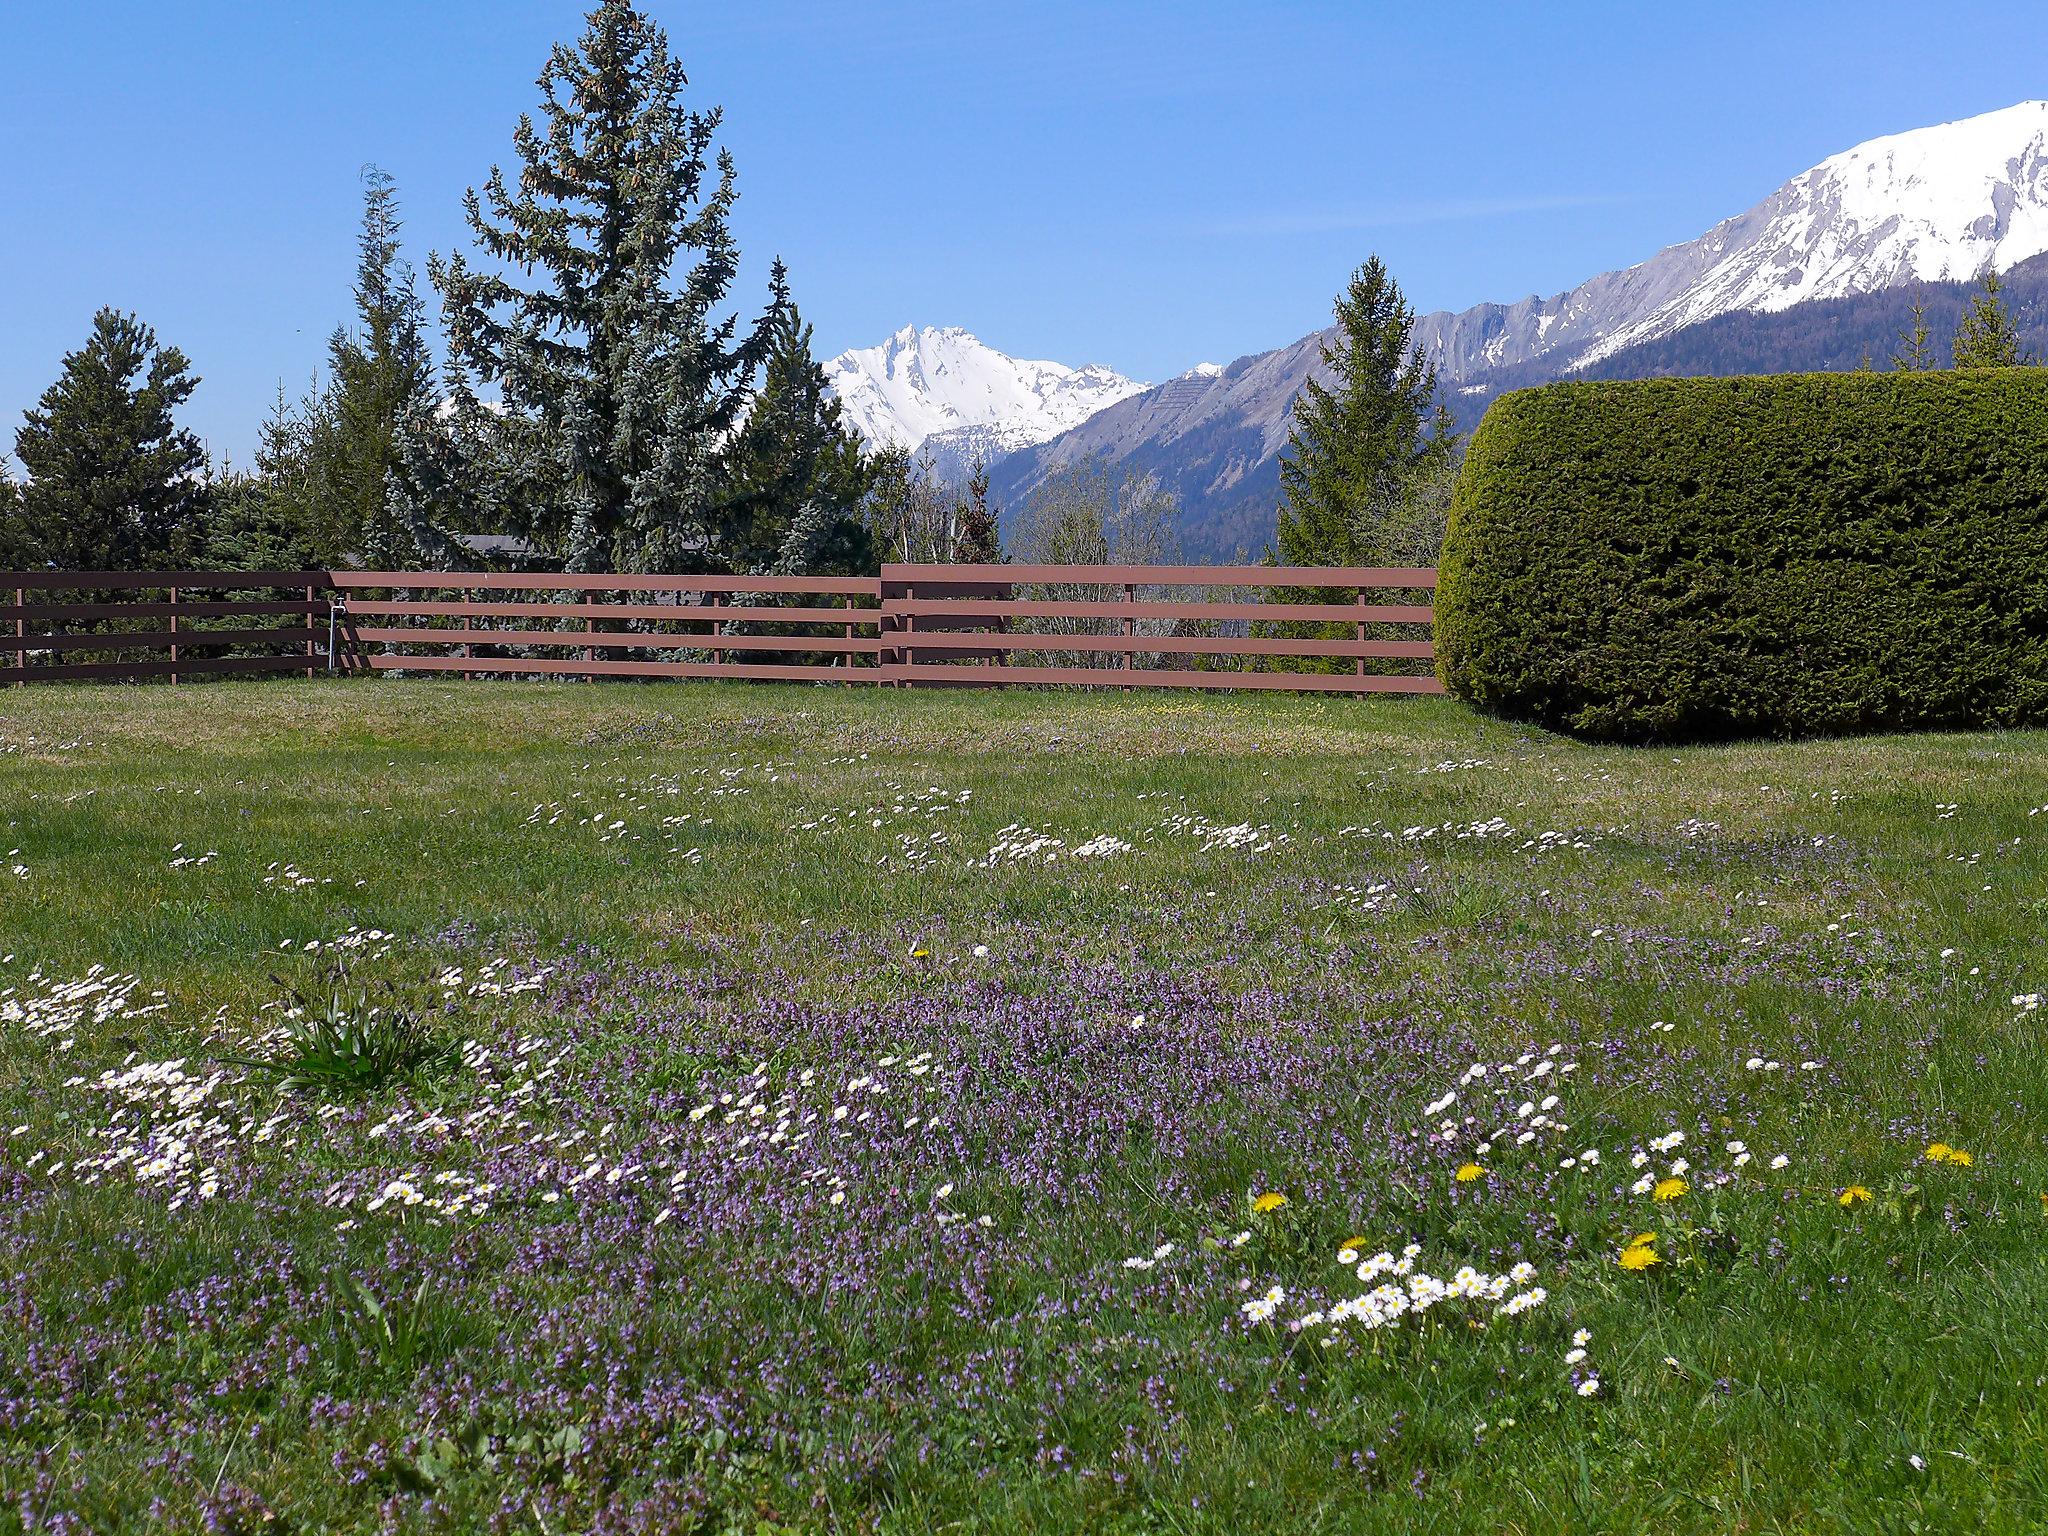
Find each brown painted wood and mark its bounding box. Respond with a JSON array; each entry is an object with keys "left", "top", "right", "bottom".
[
  {"left": 348, "top": 626, "right": 884, "bottom": 655},
  {"left": 339, "top": 599, "right": 879, "bottom": 624},
  {"left": 0, "top": 626, "right": 325, "bottom": 654},
  {"left": 884, "top": 662, "right": 1445, "bottom": 693},
  {"left": 885, "top": 631, "right": 1435, "bottom": 660},
  {"left": 0, "top": 570, "right": 330, "bottom": 591},
  {"left": 884, "top": 562, "right": 1438, "bottom": 588},
  {"left": 888, "top": 599, "right": 1433, "bottom": 624},
  {"left": 363, "top": 653, "right": 873, "bottom": 682},
  {"left": 332, "top": 571, "right": 877, "bottom": 594},
  {"left": 2, "top": 653, "right": 311, "bottom": 684},
  {"left": 6, "top": 599, "right": 325, "bottom": 621}
]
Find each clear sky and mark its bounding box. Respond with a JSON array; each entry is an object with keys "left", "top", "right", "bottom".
[{"left": 4, "top": 0, "right": 2047, "bottom": 468}]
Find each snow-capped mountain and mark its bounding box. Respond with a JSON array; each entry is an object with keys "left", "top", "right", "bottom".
[
  {"left": 822, "top": 326, "right": 1146, "bottom": 478},
  {"left": 1415, "top": 99, "right": 2048, "bottom": 377},
  {"left": 989, "top": 100, "right": 2048, "bottom": 556}
]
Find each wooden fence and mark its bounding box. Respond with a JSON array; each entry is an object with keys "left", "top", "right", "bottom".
[
  {"left": 2, "top": 570, "right": 329, "bottom": 686},
  {"left": 3, "top": 565, "right": 1442, "bottom": 694}
]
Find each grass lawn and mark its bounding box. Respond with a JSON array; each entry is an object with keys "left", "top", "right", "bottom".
[{"left": 4, "top": 678, "right": 2047, "bottom": 1533}]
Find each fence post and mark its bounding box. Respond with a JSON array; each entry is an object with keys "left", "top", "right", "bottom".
[
  {"left": 1123, "top": 581, "right": 1135, "bottom": 689},
  {"left": 709, "top": 589, "right": 724, "bottom": 668},
  {"left": 461, "top": 586, "right": 474, "bottom": 682},
  {"left": 304, "top": 584, "right": 318, "bottom": 679},
  {"left": 582, "top": 589, "right": 597, "bottom": 675},
  {"left": 844, "top": 594, "right": 856, "bottom": 685},
  {"left": 168, "top": 585, "right": 180, "bottom": 686},
  {"left": 900, "top": 583, "right": 913, "bottom": 687},
  {"left": 1356, "top": 585, "right": 1367, "bottom": 678},
  {"left": 11, "top": 585, "right": 23, "bottom": 687}
]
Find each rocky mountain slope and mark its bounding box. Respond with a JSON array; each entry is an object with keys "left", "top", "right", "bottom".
[{"left": 988, "top": 101, "right": 2048, "bottom": 559}]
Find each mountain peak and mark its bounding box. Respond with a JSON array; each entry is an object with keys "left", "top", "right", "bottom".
[
  {"left": 822, "top": 327, "right": 1147, "bottom": 459},
  {"left": 1401, "top": 98, "right": 2048, "bottom": 377}
]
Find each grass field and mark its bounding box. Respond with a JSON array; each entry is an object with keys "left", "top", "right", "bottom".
[{"left": 4, "top": 678, "right": 2047, "bottom": 1533}]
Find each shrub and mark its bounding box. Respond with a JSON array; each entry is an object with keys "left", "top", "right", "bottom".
[
  {"left": 1434, "top": 369, "right": 2048, "bottom": 741},
  {"left": 227, "top": 966, "right": 457, "bottom": 1093}
]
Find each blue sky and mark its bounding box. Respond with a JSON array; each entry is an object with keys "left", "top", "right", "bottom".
[{"left": 4, "top": 0, "right": 2047, "bottom": 467}]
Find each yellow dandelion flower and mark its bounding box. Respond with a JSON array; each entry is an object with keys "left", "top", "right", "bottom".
[
  {"left": 1251, "top": 1191, "right": 1288, "bottom": 1214},
  {"left": 1618, "top": 1244, "right": 1661, "bottom": 1271},
  {"left": 1924, "top": 1142, "right": 1952, "bottom": 1164},
  {"left": 1624, "top": 1231, "right": 1658, "bottom": 1249},
  {"left": 1343, "top": 1235, "right": 1370, "bottom": 1252},
  {"left": 910, "top": 947, "right": 931, "bottom": 959},
  {"left": 1652, "top": 1177, "right": 1687, "bottom": 1203},
  {"left": 1945, "top": 1148, "right": 1973, "bottom": 1167},
  {"left": 1838, "top": 1184, "right": 1872, "bottom": 1207},
  {"left": 1454, "top": 1163, "right": 1486, "bottom": 1183}
]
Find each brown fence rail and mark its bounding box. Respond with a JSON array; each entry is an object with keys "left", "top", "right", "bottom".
[
  {"left": 3, "top": 571, "right": 332, "bottom": 686},
  {"left": 880, "top": 563, "right": 1438, "bottom": 693},
  {"left": 4, "top": 564, "right": 1442, "bottom": 694}
]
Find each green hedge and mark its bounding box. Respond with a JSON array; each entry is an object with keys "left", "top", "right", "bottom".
[{"left": 1434, "top": 369, "right": 2048, "bottom": 741}]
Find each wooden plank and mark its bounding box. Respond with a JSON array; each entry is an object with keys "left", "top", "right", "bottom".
[
  {"left": 887, "top": 598, "right": 1433, "bottom": 624},
  {"left": 8, "top": 599, "right": 325, "bottom": 621},
  {"left": 0, "top": 626, "right": 325, "bottom": 654},
  {"left": 348, "top": 626, "right": 884, "bottom": 655},
  {"left": 2, "top": 653, "right": 311, "bottom": 684},
  {"left": 882, "top": 631, "right": 1435, "bottom": 660},
  {"left": 362, "top": 653, "right": 877, "bottom": 682},
  {"left": 339, "top": 598, "right": 879, "bottom": 624},
  {"left": 332, "top": 571, "right": 878, "bottom": 595},
  {"left": 884, "top": 662, "right": 1443, "bottom": 693},
  {"left": 0, "top": 570, "right": 330, "bottom": 591},
  {"left": 883, "top": 562, "right": 1438, "bottom": 588}
]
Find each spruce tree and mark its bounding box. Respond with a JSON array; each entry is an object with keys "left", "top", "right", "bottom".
[
  {"left": 398, "top": 0, "right": 780, "bottom": 572},
  {"left": 0, "top": 474, "right": 37, "bottom": 568},
  {"left": 956, "top": 452, "right": 1000, "bottom": 563},
  {"left": 1952, "top": 269, "right": 2030, "bottom": 368},
  {"left": 327, "top": 168, "right": 436, "bottom": 566},
  {"left": 14, "top": 308, "right": 208, "bottom": 570},
  {"left": 718, "top": 288, "right": 876, "bottom": 573},
  {"left": 191, "top": 385, "right": 329, "bottom": 569},
  {"left": 1277, "top": 257, "right": 1456, "bottom": 566},
  {"left": 1892, "top": 294, "right": 1938, "bottom": 371}
]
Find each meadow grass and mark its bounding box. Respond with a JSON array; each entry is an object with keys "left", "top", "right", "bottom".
[{"left": 3, "top": 678, "right": 2047, "bottom": 1533}]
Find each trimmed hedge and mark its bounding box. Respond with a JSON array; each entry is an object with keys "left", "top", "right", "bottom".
[{"left": 1434, "top": 369, "right": 2048, "bottom": 741}]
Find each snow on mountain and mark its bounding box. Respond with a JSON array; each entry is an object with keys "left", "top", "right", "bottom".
[
  {"left": 988, "top": 100, "right": 2048, "bottom": 554},
  {"left": 1414, "top": 99, "right": 2048, "bottom": 375},
  {"left": 822, "top": 326, "right": 1147, "bottom": 468}
]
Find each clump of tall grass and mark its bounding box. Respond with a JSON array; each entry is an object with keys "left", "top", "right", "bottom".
[{"left": 228, "top": 963, "right": 457, "bottom": 1094}]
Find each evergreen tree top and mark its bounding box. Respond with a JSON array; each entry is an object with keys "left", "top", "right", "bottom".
[{"left": 408, "top": 0, "right": 788, "bottom": 573}]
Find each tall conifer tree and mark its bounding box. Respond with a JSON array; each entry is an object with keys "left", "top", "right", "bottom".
[
  {"left": 1892, "top": 294, "right": 1938, "bottom": 371},
  {"left": 328, "top": 168, "right": 435, "bottom": 565},
  {"left": 1276, "top": 257, "right": 1456, "bottom": 566},
  {"left": 957, "top": 453, "right": 1000, "bottom": 563},
  {"left": 14, "top": 309, "right": 208, "bottom": 569},
  {"left": 0, "top": 474, "right": 35, "bottom": 568},
  {"left": 1952, "top": 269, "right": 2031, "bottom": 368},
  {"left": 717, "top": 286, "right": 875, "bottom": 573},
  {"left": 397, "top": 0, "right": 781, "bottom": 572}
]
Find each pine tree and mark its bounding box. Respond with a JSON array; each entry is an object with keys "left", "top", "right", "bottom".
[
  {"left": 191, "top": 386, "right": 329, "bottom": 569},
  {"left": 1952, "top": 269, "right": 2031, "bottom": 368},
  {"left": 327, "top": 168, "right": 436, "bottom": 566},
  {"left": 0, "top": 474, "right": 37, "bottom": 568},
  {"left": 956, "top": 452, "right": 1000, "bottom": 563},
  {"left": 1277, "top": 257, "right": 1457, "bottom": 566},
  {"left": 14, "top": 308, "right": 208, "bottom": 570},
  {"left": 398, "top": 0, "right": 780, "bottom": 573},
  {"left": 717, "top": 290, "right": 876, "bottom": 574},
  {"left": 1892, "top": 294, "right": 1938, "bottom": 371}
]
